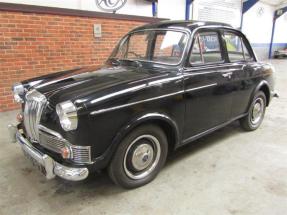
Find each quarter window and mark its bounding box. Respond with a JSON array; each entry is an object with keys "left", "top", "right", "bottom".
[
  {"left": 190, "top": 32, "right": 223, "bottom": 64},
  {"left": 224, "top": 32, "right": 253, "bottom": 62}
]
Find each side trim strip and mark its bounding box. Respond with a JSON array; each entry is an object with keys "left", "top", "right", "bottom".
[
  {"left": 90, "top": 91, "right": 184, "bottom": 116},
  {"left": 185, "top": 83, "right": 217, "bottom": 92}
]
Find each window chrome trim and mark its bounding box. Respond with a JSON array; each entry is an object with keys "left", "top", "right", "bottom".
[
  {"left": 186, "top": 25, "right": 257, "bottom": 69},
  {"left": 110, "top": 28, "right": 191, "bottom": 67},
  {"left": 90, "top": 90, "right": 184, "bottom": 116}
]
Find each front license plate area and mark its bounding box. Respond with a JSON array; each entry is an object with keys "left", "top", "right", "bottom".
[{"left": 22, "top": 149, "right": 47, "bottom": 176}]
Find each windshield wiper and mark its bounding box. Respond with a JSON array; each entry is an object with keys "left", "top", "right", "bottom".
[
  {"left": 109, "top": 57, "right": 121, "bottom": 66},
  {"left": 120, "top": 59, "right": 142, "bottom": 67},
  {"left": 109, "top": 58, "right": 143, "bottom": 67}
]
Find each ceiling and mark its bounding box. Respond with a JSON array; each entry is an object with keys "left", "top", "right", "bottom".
[{"left": 260, "top": 0, "right": 287, "bottom": 6}]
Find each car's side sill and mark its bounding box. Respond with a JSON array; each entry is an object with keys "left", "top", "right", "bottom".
[{"left": 180, "top": 113, "right": 247, "bottom": 147}]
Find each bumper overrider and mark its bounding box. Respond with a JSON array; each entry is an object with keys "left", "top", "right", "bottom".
[{"left": 8, "top": 125, "right": 89, "bottom": 181}]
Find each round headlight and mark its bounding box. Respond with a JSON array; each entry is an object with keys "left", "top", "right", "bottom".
[
  {"left": 12, "top": 83, "right": 25, "bottom": 103},
  {"left": 56, "top": 101, "right": 78, "bottom": 131}
]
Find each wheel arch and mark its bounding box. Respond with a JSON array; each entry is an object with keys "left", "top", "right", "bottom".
[
  {"left": 248, "top": 80, "right": 271, "bottom": 107},
  {"left": 111, "top": 113, "right": 180, "bottom": 157},
  {"left": 255, "top": 80, "right": 271, "bottom": 107}
]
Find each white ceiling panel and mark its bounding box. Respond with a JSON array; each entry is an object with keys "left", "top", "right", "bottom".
[{"left": 260, "top": 0, "right": 287, "bottom": 6}]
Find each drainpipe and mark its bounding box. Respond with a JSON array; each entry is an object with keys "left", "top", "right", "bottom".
[
  {"left": 152, "top": 1, "right": 157, "bottom": 17},
  {"left": 185, "top": 0, "right": 193, "bottom": 21}
]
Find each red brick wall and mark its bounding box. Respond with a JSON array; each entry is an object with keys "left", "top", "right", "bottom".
[{"left": 0, "top": 10, "right": 150, "bottom": 112}]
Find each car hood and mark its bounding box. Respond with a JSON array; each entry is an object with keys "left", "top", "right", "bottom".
[{"left": 23, "top": 65, "right": 171, "bottom": 107}]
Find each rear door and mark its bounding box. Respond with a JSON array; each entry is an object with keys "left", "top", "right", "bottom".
[
  {"left": 222, "top": 30, "right": 258, "bottom": 118},
  {"left": 182, "top": 29, "right": 235, "bottom": 142}
]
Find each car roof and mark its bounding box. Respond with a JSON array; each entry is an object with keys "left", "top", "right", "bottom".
[{"left": 131, "top": 20, "right": 233, "bottom": 33}]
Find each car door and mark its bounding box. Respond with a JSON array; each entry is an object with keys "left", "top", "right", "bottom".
[
  {"left": 222, "top": 30, "right": 258, "bottom": 118},
  {"left": 182, "top": 29, "right": 235, "bottom": 143}
]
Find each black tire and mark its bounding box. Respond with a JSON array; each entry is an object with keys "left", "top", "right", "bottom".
[
  {"left": 108, "top": 124, "right": 168, "bottom": 189},
  {"left": 240, "top": 91, "right": 266, "bottom": 131}
]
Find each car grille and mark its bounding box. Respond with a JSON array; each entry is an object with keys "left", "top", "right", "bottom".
[
  {"left": 23, "top": 90, "right": 47, "bottom": 142},
  {"left": 23, "top": 90, "right": 91, "bottom": 164},
  {"left": 38, "top": 125, "right": 92, "bottom": 164}
]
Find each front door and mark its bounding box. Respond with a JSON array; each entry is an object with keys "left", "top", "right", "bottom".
[{"left": 182, "top": 30, "right": 234, "bottom": 143}]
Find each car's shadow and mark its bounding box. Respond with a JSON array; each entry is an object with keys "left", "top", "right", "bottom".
[{"left": 166, "top": 121, "right": 242, "bottom": 167}]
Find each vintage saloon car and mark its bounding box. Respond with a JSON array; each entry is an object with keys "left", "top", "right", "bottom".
[{"left": 9, "top": 21, "right": 277, "bottom": 189}]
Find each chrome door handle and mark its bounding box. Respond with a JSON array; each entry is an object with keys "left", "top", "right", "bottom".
[{"left": 222, "top": 72, "right": 232, "bottom": 78}]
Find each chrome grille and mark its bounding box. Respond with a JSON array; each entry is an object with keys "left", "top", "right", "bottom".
[
  {"left": 39, "top": 125, "right": 92, "bottom": 164},
  {"left": 23, "top": 90, "right": 47, "bottom": 142},
  {"left": 39, "top": 131, "right": 65, "bottom": 153}
]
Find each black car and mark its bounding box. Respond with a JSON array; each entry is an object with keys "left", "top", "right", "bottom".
[{"left": 9, "top": 20, "right": 277, "bottom": 189}]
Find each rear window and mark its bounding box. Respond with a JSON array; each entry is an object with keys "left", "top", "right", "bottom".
[{"left": 224, "top": 32, "right": 253, "bottom": 62}]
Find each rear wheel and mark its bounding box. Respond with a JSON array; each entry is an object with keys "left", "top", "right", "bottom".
[
  {"left": 240, "top": 91, "right": 266, "bottom": 131},
  {"left": 108, "top": 124, "right": 168, "bottom": 189}
]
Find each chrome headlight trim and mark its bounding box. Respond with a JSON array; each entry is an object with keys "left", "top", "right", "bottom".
[
  {"left": 12, "top": 83, "right": 25, "bottom": 103},
  {"left": 56, "top": 101, "right": 78, "bottom": 131}
]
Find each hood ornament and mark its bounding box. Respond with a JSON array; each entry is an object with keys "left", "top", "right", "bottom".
[{"left": 95, "top": 0, "right": 127, "bottom": 13}]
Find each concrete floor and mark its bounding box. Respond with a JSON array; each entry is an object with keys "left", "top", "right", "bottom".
[{"left": 0, "top": 60, "right": 286, "bottom": 215}]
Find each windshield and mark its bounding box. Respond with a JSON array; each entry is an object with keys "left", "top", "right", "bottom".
[{"left": 110, "top": 30, "right": 188, "bottom": 65}]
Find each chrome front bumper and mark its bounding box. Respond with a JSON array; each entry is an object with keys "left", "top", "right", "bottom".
[{"left": 9, "top": 125, "right": 89, "bottom": 181}]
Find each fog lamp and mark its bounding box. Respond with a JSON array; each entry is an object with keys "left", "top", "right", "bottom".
[{"left": 61, "top": 146, "right": 72, "bottom": 159}]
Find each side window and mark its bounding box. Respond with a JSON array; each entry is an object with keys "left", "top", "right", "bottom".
[
  {"left": 224, "top": 32, "right": 253, "bottom": 62},
  {"left": 190, "top": 32, "right": 223, "bottom": 64}
]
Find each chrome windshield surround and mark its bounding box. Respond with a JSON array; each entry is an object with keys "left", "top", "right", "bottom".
[
  {"left": 38, "top": 125, "right": 92, "bottom": 164},
  {"left": 23, "top": 90, "right": 47, "bottom": 142},
  {"left": 110, "top": 28, "right": 191, "bottom": 66}
]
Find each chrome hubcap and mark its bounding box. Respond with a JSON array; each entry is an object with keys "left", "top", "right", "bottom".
[
  {"left": 251, "top": 98, "right": 264, "bottom": 124},
  {"left": 124, "top": 135, "right": 161, "bottom": 180},
  {"left": 131, "top": 144, "right": 154, "bottom": 171}
]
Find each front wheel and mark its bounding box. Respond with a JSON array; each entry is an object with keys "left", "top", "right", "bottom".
[
  {"left": 108, "top": 125, "right": 168, "bottom": 189},
  {"left": 240, "top": 91, "right": 266, "bottom": 131}
]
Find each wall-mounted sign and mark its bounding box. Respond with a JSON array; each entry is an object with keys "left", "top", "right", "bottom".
[
  {"left": 192, "top": 0, "right": 242, "bottom": 28},
  {"left": 95, "top": 0, "right": 127, "bottom": 12},
  {"left": 94, "top": 24, "right": 102, "bottom": 38}
]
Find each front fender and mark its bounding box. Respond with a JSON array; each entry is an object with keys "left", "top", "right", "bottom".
[
  {"left": 114, "top": 112, "right": 180, "bottom": 146},
  {"left": 100, "top": 112, "right": 180, "bottom": 165}
]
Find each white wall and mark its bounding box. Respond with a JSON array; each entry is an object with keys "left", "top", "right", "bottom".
[
  {"left": 0, "top": 0, "right": 188, "bottom": 20},
  {"left": 273, "top": 13, "right": 287, "bottom": 44},
  {"left": 0, "top": 0, "right": 153, "bottom": 17},
  {"left": 192, "top": 0, "right": 242, "bottom": 28},
  {"left": 242, "top": 1, "right": 287, "bottom": 59},
  {"left": 242, "top": 1, "right": 274, "bottom": 44},
  {"left": 157, "top": 0, "right": 186, "bottom": 20}
]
